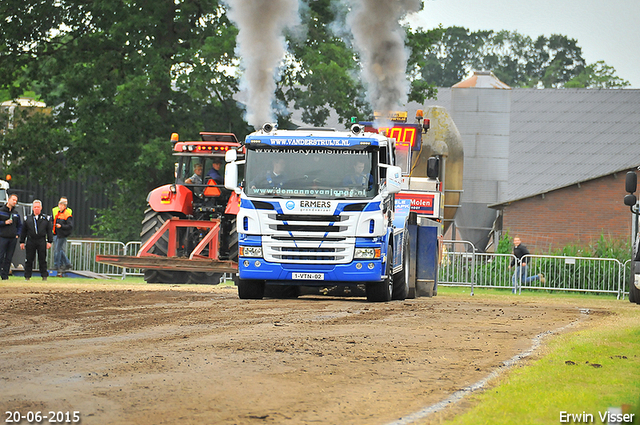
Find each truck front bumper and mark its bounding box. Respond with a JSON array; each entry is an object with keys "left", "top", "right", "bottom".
[{"left": 238, "top": 258, "right": 385, "bottom": 284}]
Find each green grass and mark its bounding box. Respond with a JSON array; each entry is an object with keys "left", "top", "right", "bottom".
[
  {"left": 436, "top": 284, "right": 624, "bottom": 301},
  {"left": 439, "top": 300, "right": 640, "bottom": 425}
]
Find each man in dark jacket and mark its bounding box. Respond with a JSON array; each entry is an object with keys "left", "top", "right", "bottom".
[
  {"left": 0, "top": 193, "right": 22, "bottom": 280},
  {"left": 20, "top": 200, "right": 53, "bottom": 281},
  {"left": 509, "top": 236, "right": 545, "bottom": 292},
  {"left": 52, "top": 197, "right": 73, "bottom": 275}
]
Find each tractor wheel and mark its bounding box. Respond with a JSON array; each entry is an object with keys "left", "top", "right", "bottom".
[
  {"left": 218, "top": 215, "right": 238, "bottom": 261},
  {"left": 366, "top": 246, "right": 393, "bottom": 302},
  {"left": 187, "top": 272, "right": 224, "bottom": 285},
  {"left": 141, "top": 207, "right": 188, "bottom": 284},
  {"left": 219, "top": 215, "right": 238, "bottom": 284},
  {"left": 145, "top": 269, "right": 188, "bottom": 284},
  {"left": 392, "top": 234, "right": 410, "bottom": 300}
]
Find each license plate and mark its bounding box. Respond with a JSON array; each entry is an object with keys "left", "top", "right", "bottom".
[{"left": 292, "top": 272, "right": 324, "bottom": 280}]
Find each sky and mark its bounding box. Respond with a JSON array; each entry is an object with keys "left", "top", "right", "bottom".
[{"left": 406, "top": 0, "right": 640, "bottom": 88}]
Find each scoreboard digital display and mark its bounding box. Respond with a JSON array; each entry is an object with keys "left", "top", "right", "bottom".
[{"left": 360, "top": 122, "right": 422, "bottom": 150}]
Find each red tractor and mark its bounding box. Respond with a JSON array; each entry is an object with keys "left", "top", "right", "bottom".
[{"left": 136, "top": 132, "right": 242, "bottom": 284}]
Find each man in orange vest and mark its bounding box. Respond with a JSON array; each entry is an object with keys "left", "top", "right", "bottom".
[{"left": 52, "top": 197, "right": 73, "bottom": 276}]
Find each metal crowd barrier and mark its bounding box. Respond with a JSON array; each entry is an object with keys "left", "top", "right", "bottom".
[
  {"left": 44, "top": 239, "right": 630, "bottom": 296},
  {"left": 47, "top": 239, "right": 143, "bottom": 279},
  {"left": 517, "top": 254, "right": 623, "bottom": 298},
  {"left": 438, "top": 240, "right": 478, "bottom": 294},
  {"left": 123, "top": 241, "right": 144, "bottom": 278},
  {"left": 439, "top": 242, "right": 628, "bottom": 298}
]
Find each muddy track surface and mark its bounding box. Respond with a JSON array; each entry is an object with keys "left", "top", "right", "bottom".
[{"left": 0, "top": 283, "right": 600, "bottom": 424}]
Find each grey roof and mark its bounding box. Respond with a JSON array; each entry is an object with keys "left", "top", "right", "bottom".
[{"left": 421, "top": 88, "right": 640, "bottom": 204}]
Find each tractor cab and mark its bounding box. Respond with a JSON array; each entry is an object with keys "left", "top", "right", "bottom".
[{"left": 171, "top": 132, "right": 242, "bottom": 220}]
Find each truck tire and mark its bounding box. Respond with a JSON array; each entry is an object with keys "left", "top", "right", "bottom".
[
  {"left": 237, "top": 278, "right": 265, "bottom": 299},
  {"left": 141, "top": 207, "right": 188, "bottom": 284},
  {"left": 366, "top": 247, "right": 393, "bottom": 302},
  {"left": 392, "top": 234, "right": 410, "bottom": 300}
]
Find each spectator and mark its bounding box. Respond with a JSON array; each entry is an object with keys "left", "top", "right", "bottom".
[
  {"left": 20, "top": 200, "right": 53, "bottom": 281},
  {"left": 509, "top": 236, "right": 545, "bottom": 292},
  {"left": 52, "top": 197, "right": 73, "bottom": 275},
  {"left": 0, "top": 193, "right": 22, "bottom": 280}
]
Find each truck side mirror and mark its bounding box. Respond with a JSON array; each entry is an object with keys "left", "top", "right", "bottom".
[
  {"left": 626, "top": 171, "right": 637, "bottom": 194},
  {"left": 624, "top": 194, "right": 637, "bottom": 207},
  {"left": 385, "top": 165, "right": 403, "bottom": 194},
  {"left": 225, "top": 149, "right": 238, "bottom": 163},
  {"left": 427, "top": 156, "right": 439, "bottom": 179},
  {"left": 224, "top": 163, "right": 239, "bottom": 192}
]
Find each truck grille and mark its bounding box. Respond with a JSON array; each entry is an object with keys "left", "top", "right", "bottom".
[
  {"left": 262, "top": 212, "right": 357, "bottom": 264},
  {"left": 275, "top": 214, "right": 343, "bottom": 222},
  {"left": 268, "top": 213, "right": 345, "bottom": 235},
  {"left": 274, "top": 224, "right": 343, "bottom": 232},
  {"left": 272, "top": 246, "right": 348, "bottom": 262}
]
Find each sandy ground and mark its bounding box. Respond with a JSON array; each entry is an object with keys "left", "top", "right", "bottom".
[{"left": 0, "top": 281, "right": 613, "bottom": 425}]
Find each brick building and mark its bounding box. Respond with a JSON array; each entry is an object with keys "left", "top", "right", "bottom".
[
  {"left": 493, "top": 170, "right": 636, "bottom": 252},
  {"left": 487, "top": 89, "right": 640, "bottom": 252}
]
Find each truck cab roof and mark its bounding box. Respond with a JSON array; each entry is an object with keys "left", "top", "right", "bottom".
[{"left": 246, "top": 127, "right": 392, "bottom": 149}]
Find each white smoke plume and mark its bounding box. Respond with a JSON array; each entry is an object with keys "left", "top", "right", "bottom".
[
  {"left": 226, "top": 0, "right": 299, "bottom": 128},
  {"left": 346, "top": 0, "right": 421, "bottom": 126}
]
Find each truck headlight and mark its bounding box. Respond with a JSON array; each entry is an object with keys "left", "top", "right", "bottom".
[
  {"left": 239, "top": 246, "right": 263, "bottom": 258},
  {"left": 354, "top": 248, "right": 381, "bottom": 259}
]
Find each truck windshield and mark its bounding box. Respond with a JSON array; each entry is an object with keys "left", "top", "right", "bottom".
[{"left": 245, "top": 148, "right": 377, "bottom": 198}]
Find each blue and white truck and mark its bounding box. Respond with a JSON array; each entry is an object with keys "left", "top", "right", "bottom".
[{"left": 224, "top": 123, "right": 409, "bottom": 302}]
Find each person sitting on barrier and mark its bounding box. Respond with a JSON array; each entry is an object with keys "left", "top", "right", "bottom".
[{"left": 509, "top": 236, "right": 545, "bottom": 292}]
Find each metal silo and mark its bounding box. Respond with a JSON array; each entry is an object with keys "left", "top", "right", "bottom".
[
  {"left": 451, "top": 71, "right": 511, "bottom": 251},
  {"left": 411, "top": 106, "right": 464, "bottom": 234}
]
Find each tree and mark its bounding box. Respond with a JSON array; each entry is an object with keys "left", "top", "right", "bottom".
[
  {"left": 565, "top": 61, "right": 630, "bottom": 89},
  {"left": 405, "top": 26, "right": 441, "bottom": 103},
  {"left": 408, "top": 26, "right": 491, "bottom": 88},
  {"left": 406, "top": 26, "right": 626, "bottom": 89},
  {"left": 0, "top": 0, "right": 248, "bottom": 241},
  {"left": 534, "top": 34, "right": 586, "bottom": 88},
  {"left": 474, "top": 30, "right": 540, "bottom": 87},
  {"left": 279, "top": 0, "right": 371, "bottom": 127}
]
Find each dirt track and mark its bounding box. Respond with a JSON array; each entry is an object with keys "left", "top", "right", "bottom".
[{"left": 0, "top": 281, "right": 607, "bottom": 424}]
